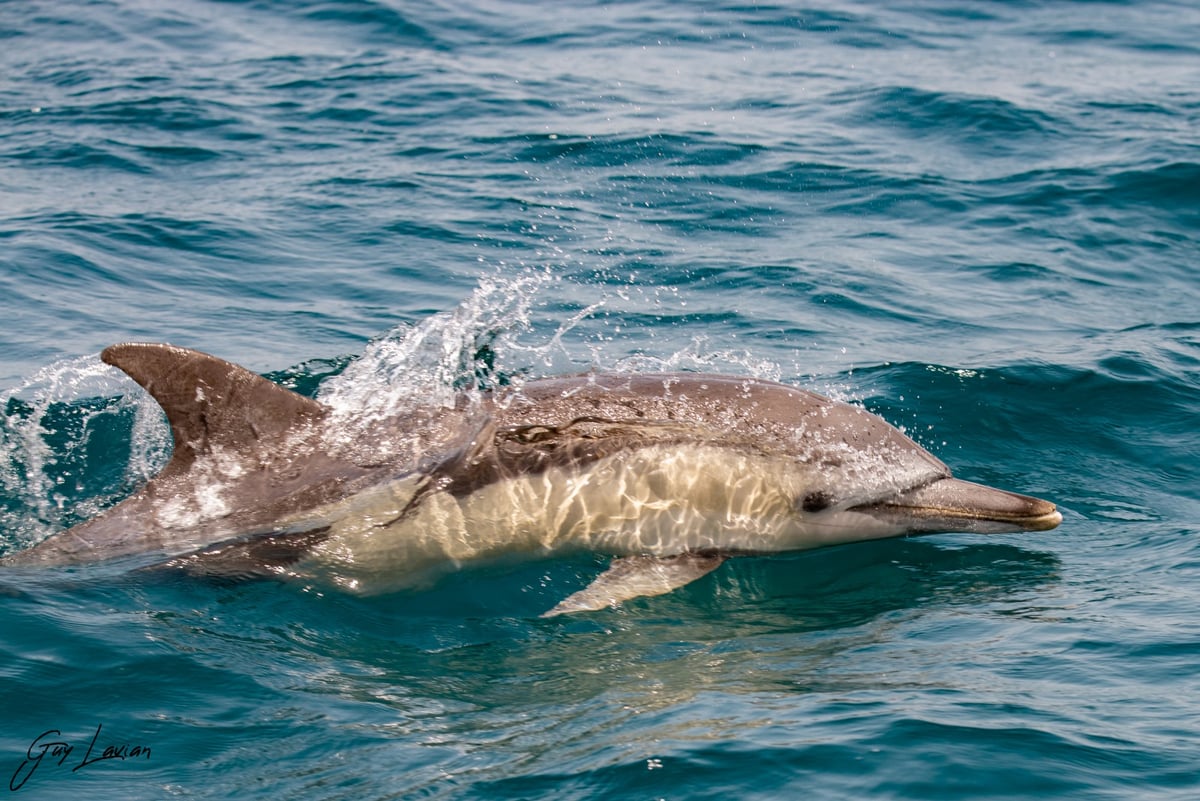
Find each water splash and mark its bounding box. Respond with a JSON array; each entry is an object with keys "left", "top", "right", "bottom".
[
  {"left": 0, "top": 355, "right": 169, "bottom": 550},
  {"left": 317, "top": 270, "right": 789, "bottom": 431},
  {"left": 611, "top": 333, "right": 782, "bottom": 382},
  {"left": 318, "top": 269, "right": 553, "bottom": 422}
]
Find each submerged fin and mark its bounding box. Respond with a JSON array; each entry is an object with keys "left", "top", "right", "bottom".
[
  {"left": 543, "top": 553, "right": 728, "bottom": 617},
  {"left": 102, "top": 343, "right": 328, "bottom": 470},
  {"left": 151, "top": 525, "right": 333, "bottom": 580}
]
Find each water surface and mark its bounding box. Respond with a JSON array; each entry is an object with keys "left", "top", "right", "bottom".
[{"left": 2, "top": 1, "right": 1198, "bottom": 799}]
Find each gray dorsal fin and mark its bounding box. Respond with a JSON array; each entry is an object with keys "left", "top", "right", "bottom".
[{"left": 101, "top": 343, "right": 328, "bottom": 469}]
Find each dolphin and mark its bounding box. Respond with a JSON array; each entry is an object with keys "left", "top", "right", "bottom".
[{"left": 2, "top": 343, "right": 1061, "bottom": 615}]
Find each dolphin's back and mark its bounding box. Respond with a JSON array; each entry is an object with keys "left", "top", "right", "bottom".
[{"left": 495, "top": 373, "right": 950, "bottom": 497}]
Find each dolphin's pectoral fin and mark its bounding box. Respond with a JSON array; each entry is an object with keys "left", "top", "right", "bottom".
[
  {"left": 151, "top": 525, "right": 332, "bottom": 581},
  {"left": 542, "top": 552, "right": 728, "bottom": 617}
]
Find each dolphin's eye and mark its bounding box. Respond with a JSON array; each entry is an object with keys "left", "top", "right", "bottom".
[{"left": 800, "top": 491, "right": 834, "bottom": 513}]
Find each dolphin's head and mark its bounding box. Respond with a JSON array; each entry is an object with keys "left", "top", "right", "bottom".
[{"left": 771, "top": 395, "right": 1062, "bottom": 542}]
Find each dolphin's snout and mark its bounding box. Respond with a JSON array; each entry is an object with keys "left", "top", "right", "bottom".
[{"left": 853, "top": 477, "right": 1062, "bottom": 534}]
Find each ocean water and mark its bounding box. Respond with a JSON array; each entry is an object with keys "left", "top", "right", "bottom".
[{"left": 2, "top": 0, "right": 1199, "bottom": 798}]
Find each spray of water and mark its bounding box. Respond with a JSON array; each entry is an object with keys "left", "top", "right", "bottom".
[
  {"left": 0, "top": 355, "right": 169, "bottom": 550},
  {"left": 318, "top": 270, "right": 550, "bottom": 422}
]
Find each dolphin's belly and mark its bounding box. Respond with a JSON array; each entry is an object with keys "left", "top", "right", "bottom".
[{"left": 302, "top": 445, "right": 812, "bottom": 593}]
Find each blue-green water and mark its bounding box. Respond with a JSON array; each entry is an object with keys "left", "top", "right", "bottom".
[{"left": 2, "top": 1, "right": 1199, "bottom": 798}]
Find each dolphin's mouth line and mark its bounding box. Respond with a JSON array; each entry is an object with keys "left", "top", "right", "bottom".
[{"left": 854, "top": 501, "right": 1062, "bottom": 527}]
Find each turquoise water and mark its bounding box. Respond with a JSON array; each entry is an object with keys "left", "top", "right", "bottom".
[{"left": 2, "top": 1, "right": 1199, "bottom": 798}]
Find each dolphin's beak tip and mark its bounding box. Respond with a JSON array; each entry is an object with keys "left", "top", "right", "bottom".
[
  {"left": 1014, "top": 491, "right": 1062, "bottom": 531},
  {"left": 1026, "top": 503, "right": 1063, "bottom": 531}
]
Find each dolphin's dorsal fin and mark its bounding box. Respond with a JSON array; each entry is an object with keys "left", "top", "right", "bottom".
[{"left": 102, "top": 343, "right": 328, "bottom": 469}]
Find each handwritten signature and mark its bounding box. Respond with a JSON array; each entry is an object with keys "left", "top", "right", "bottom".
[{"left": 9, "top": 725, "right": 151, "bottom": 792}]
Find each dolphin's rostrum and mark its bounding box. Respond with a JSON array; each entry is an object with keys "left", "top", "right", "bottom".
[{"left": 3, "top": 343, "right": 1062, "bottom": 615}]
